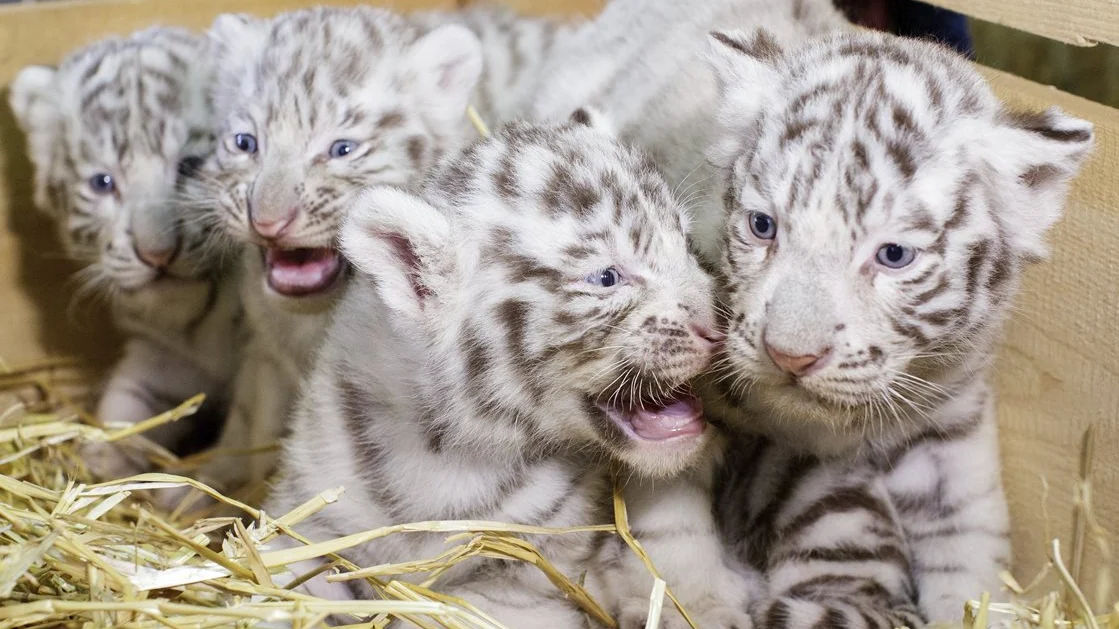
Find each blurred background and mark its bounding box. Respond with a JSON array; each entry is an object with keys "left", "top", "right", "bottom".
[
  {"left": 1, "top": 0, "right": 1115, "bottom": 107},
  {"left": 836, "top": 0, "right": 1119, "bottom": 108},
  {"left": 971, "top": 21, "right": 1119, "bottom": 108}
]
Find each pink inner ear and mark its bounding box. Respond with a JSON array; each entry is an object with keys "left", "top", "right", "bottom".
[
  {"left": 436, "top": 58, "right": 466, "bottom": 91},
  {"left": 382, "top": 232, "right": 431, "bottom": 301},
  {"left": 1020, "top": 164, "right": 1062, "bottom": 189}
]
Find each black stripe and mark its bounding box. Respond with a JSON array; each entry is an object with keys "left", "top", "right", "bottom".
[
  {"left": 335, "top": 369, "right": 408, "bottom": 520},
  {"left": 779, "top": 486, "right": 896, "bottom": 540},
  {"left": 774, "top": 543, "right": 910, "bottom": 568}
]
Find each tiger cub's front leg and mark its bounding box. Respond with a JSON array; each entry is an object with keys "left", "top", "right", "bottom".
[
  {"left": 596, "top": 456, "right": 759, "bottom": 629},
  {"left": 192, "top": 345, "right": 291, "bottom": 494},
  {"left": 884, "top": 396, "right": 1011, "bottom": 623},
  {"left": 719, "top": 441, "right": 924, "bottom": 629},
  {"left": 87, "top": 337, "right": 221, "bottom": 479}
]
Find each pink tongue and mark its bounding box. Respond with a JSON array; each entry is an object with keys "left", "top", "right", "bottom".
[
  {"left": 265, "top": 248, "right": 342, "bottom": 296},
  {"left": 629, "top": 396, "right": 706, "bottom": 441}
]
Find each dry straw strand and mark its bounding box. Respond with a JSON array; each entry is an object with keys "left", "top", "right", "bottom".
[{"left": 466, "top": 105, "right": 491, "bottom": 139}]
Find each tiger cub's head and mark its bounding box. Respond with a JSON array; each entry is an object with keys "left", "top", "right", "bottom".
[
  {"left": 10, "top": 28, "right": 218, "bottom": 294},
  {"left": 193, "top": 7, "right": 483, "bottom": 304},
  {"left": 702, "top": 29, "right": 1093, "bottom": 453},
  {"left": 342, "top": 112, "right": 720, "bottom": 477}
]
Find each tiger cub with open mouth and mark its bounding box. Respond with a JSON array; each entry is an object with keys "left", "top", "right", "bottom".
[
  {"left": 184, "top": 4, "right": 576, "bottom": 492},
  {"left": 264, "top": 111, "right": 757, "bottom": 629}
]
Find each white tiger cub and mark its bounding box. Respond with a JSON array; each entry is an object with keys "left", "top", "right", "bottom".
[
  {"left": 8, "top": 28, "right": 242, "bottom": 478},
  {"left": 187, "top": 5, "right": 574, "bottom": 491},
  {"left": 533, "top": 3, "right": 1092, "bottom": 626},
  {"left": 529, "top": 0, "right": 847, "bottom": 182},
  {"left": 264, "top": 114, "right": 756, "bottom": 629},
  {"left": 703, "top": 30, "right": 1094, "bottom": 627}
]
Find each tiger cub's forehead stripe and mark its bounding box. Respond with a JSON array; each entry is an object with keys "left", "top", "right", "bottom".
[
  {"left": 256, "top": 8, "right": 393, "bottom": 93},
  {"left": 70, "top": 36, "right": 201, "bottom": 167},
  {"left": 451, "top": 123, "right": 682, "bottom": 231}
]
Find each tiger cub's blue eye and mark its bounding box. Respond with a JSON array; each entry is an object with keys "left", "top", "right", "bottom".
[
  {"left": 329, "top": 139, "right": 358, "bottom": 159},
  {"left": 876, "top": 243, "right": 917, "bottom": 269},
  {"left": 588, "top": 267, "right": 621, "bottom": 288},
  {"left": 233, "top": 133, "right": 258, "bottom": 154},
  {"left": 89, "top": 173, "right": 115, "bottom": 194},
  {"left": 747, "top": 211, "right": 776, "bottom": 240}
]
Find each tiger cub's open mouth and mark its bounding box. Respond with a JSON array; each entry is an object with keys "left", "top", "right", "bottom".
[
  {"left": 264, "top": 247, "right": 346, "bottom": 297},
  {"left": 596, "top": 387, "right": 706, "bottom": 443}
]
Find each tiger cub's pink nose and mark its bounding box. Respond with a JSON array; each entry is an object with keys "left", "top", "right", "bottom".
[
  {"left": 690, "top": 323, "right": 726, "bottom": 346},
  {"left": 134, "top": 243, "right": 178, "bottom": 269},
  {"left": 765, "top": 342, "right": 833, "bottom": 377},
  {"left": 250, "top": 208, "right": 297, "bottom": 241}
]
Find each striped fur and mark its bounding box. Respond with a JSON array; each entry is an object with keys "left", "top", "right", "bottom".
[
  {"left": 716, "top": 438, "right": 925, "bottom": 629},
  {"left": 414, "top": 5, "right": 580, "bottom": 124},
  {"left": 184, "top": 5, "right": 574, "bottom": 491},
  {"left": 527, "top": 0, "right": 850, "bottom": 285},
  {"left": 704, "top": 30, "right": 1093, "bottom": 626},
  {"left": 533, "top": 5, "right": 1091, "bottom": 626},
  {"left": 8, "top": 28, "right": 243, "bottom": 477},
  {"left": 265, "top": 117, "right": 756, "bottom": 628}
]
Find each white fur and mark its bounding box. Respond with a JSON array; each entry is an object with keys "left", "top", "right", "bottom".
[
  {"left": 192, "top": 5, "right": 575, "bottom": 492},
  {"left": 407, "top": 24, "right": 485, "bottom": 130},
  {"left": 267, "top": 119, "right": 757, "bottom": 628},
  {"left": 532, "top": 5, "right": 1091, "bottom": 626},
  {"left": 8, "top": 28, "right": 243, "bottom": 478},
  {"left": 702, "top": 29, "right": 1091, "bottom": 625}
]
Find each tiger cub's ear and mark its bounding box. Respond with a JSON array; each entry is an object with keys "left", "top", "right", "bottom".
[
  {"left": 207, "top": 13, "right": 268, "bottom": 61},
  {"left": 206, "top": 13, "right": 269, "bottom": 113},
  {"left": 984, "top": 106, "right": 1094, "bottom": 260},
  {"left": 9, "top": 65, "right": 62, "bottom": 212},
  {"left": 406, "top": 23, "right": 484, "bottom": 134},
  {"left": 569, "top": 106, "right": 617, "bottom": 137},
  {"left": 704, "top": 29, "right": 785, "bottom": 170},
  {"left": 341, "top": 187, "right": 454, "bottom": 328},
  {"left": 706, "top": 28, "right": 784, "bottom": 100}
]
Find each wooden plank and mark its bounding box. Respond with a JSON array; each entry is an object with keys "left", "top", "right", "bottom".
[
  {"left": 0, "top": 0, "right": 456, "bottom": 85},
  {"left": 925, "top": 0, "right": 1119, "bottom": 47},
  {"left": 979, "top": 66, "right": 1119, "bottom": 585},
  {"left": 969, "top": 20, "right": 1119, "bottom": 109}
]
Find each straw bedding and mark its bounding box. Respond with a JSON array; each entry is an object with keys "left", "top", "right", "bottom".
[{"left": 0, "top": 359, "right": 1114, "bottom": 629}]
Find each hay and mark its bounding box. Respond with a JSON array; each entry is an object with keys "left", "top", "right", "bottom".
[
  {"left": 0, "top": 358, "right": 1115, "bottom": 629},
  {"left": 466, "top": 106, "right": 491, "bottom": 139},
  {"left": 961, "top": 425, "right": 1116, "bottom": 629},
  {"left": 0, "top": 360, "right": 682, "bottom": 629}
]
